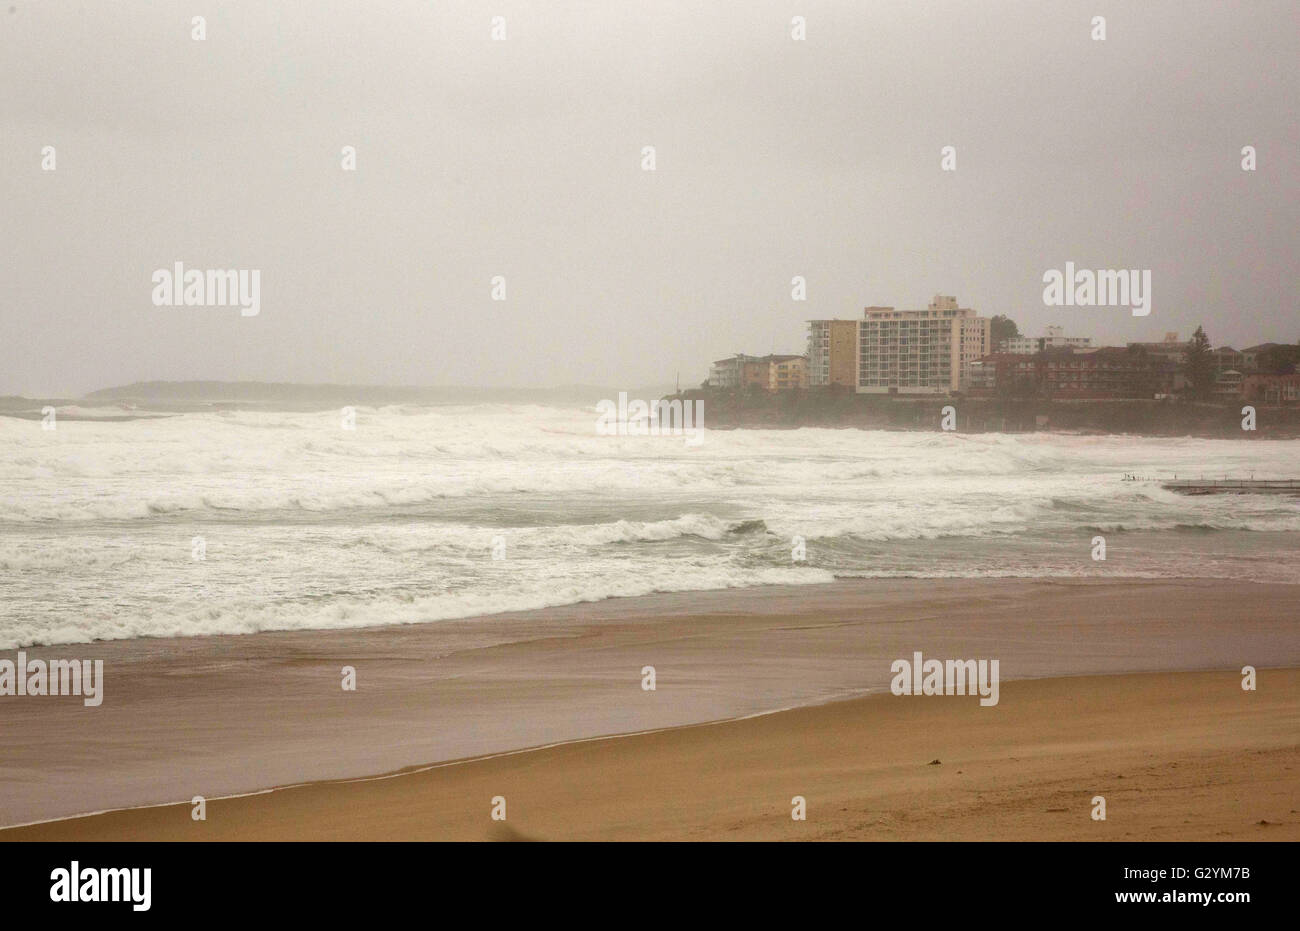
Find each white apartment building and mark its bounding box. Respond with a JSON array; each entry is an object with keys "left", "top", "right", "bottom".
[
  {"left": 857, "top": 296, "right": 991, "bottom": 394},
  {"left": 1002, "top": 325, "right": 1094, "bottom": 354}
]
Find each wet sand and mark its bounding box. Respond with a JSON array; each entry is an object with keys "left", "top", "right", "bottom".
[
  {"left": 3, "top": 578, "right": 1299, "bottom": 832},
  {"left": 7, "top": 669, "right": 1297, "bottom": 841}
]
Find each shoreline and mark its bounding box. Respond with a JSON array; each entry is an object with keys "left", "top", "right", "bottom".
[
  {"left": 3, "top": 577, "right": 1300, "bottom": 829},
  {"left": 6, "top": 667, "right": 1296, "bottom": 841},
  {"left": 0, "top": 692, "right": 823, "bottom": 834},
  {"left": 7, "top": 570, "right": 1299, "bottom": 654}
]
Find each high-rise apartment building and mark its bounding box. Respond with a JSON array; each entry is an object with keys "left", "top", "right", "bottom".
[
  {"left": 857, "top": 296, "right": 990, "bottom": 394},
  {"left": 807, "top": 319, "right": 859, "bottom": 388}
]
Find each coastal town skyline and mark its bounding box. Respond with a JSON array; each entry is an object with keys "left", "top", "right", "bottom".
[{"left": 706, "top": 292, "right": 1299, "bottom": 403}]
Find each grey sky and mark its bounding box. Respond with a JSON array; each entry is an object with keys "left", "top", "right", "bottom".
[{"left": 2, "top": 0, "right": 1297, "bottom": 396}]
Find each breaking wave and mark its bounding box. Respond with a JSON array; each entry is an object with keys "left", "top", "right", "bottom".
[{"left": 2, "top": 405, "right": 1297, "bottom": 646}]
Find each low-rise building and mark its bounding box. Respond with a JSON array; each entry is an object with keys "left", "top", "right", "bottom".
[
  {"left": 1001, "top": 326, "right": 1094, "bottom": 354},
  {"left": 1211, "top": 346, "right": 1248, "bottom": 375},
  {"left": 768, "top": 354, "right": 808, "bottom": 390},
  {"left": 708, "top": 354, "right": 762, "bottom": 389},
  {"left": 964, "top": 356, "right": 1005, "bottom": 394},
  {"left": 1241, "top": 343, "right": 1299, "bottom": 375},
  {"left": 1213, "top": 369, "right": 1245, "bottom": 398},
  {"left": 1127, "top": 333, "right": 1190, "bottom": 366},
  {"left": 1243, "top": 373, "right": 1300, "bottom": 404},
  {"left": 741, "top": 357, "right": 770, "bottom": 390},
  {"left": 709, "top": 353, "right": 808, "bottom": 391},
  {"left": 966, "top": 347, "right": 1178, "bottom": 399},
  {"left": 707, "top": 356, "right": 738, "bottom": 388}
]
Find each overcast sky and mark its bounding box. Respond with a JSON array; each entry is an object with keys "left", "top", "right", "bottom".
[{"left": 2, "top": 0, "right": 1297, "bottom": 396}]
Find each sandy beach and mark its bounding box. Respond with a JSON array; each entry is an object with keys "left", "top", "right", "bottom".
[
  {"left": 3, "top": 577, "right": 1300, "bottom": 839},
  {"left": 7, "top": 668, "right": 1298, "bottom": 841}
]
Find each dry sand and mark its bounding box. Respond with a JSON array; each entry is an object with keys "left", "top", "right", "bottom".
[{"left": 7, "top": 668, "right": 1297, "bottom": 841}]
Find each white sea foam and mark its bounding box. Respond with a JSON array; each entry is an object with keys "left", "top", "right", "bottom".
[{"left": 2, "top": 406, "right": 1297, "bottom": 647}]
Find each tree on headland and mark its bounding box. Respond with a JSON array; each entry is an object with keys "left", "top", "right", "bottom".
[
  {"left": 1184, "top": 326, "right": 1213, "bottom": 399},
  {"left": 989, "top": 315, "right": 1020, "bottom": 347}
]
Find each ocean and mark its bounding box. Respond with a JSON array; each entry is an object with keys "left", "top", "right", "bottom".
[{"left": 2, "top": 404, "right": 1298, "bottom": 649}]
